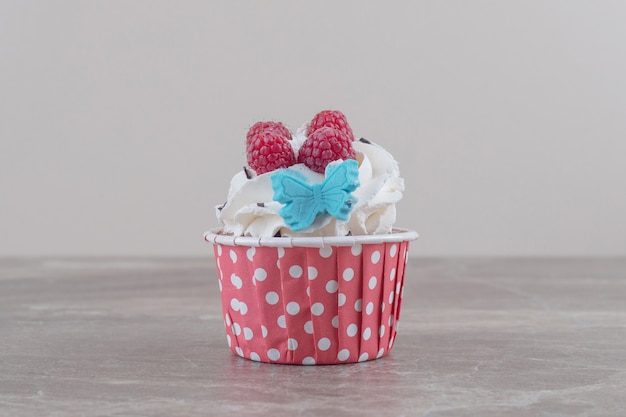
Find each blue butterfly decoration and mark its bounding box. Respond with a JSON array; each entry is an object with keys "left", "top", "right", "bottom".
[{"left": 271, "top": 159, "right": 360, "bottom": 231}]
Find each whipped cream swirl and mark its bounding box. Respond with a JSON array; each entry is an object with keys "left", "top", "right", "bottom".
[{"left": 216, "top": 127, "right": 404, "bottom": 237}]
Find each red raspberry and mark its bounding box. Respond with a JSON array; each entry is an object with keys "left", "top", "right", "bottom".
[
  {"left": 246, "top": 121, "right": 291, "bottom": 148},
  {"left": 297, "top": 127, "right": 356, "bottom": 173},
  {"left": 246, "top": 130, "right": 296, "bottom": 175},
  {"left": 306, "top": 110, "right": 354, "bottom": 141}
]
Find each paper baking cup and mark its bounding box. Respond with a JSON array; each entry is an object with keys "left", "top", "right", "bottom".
[{"left": 204, "top": 228, "right": 418, "bottom": 365}]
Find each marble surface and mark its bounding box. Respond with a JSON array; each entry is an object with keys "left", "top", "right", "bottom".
[{"left": 0, "top": 257, "right": 625, "bottom": 417}]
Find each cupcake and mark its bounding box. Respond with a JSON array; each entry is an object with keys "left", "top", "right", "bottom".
[{"left": 204, "top": 110, "right": 418, "bottom": 365}]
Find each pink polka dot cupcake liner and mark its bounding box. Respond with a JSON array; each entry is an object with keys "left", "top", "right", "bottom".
[{"left": 204, "top": 228, "right": 418, "bottom": 365}]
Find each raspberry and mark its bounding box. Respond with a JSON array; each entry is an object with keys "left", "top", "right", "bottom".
[
  {"left": 246, "top": 121, "right": 291, "bottom": 148},
  {"left": 306, "top": 110, "right": 354, "bottom": 141},
  {"left": 246, "top": 130, "right": 296, "bottom": 175},
  {"left": 297, "top": 127, "right": 356, "bottom": 173}
]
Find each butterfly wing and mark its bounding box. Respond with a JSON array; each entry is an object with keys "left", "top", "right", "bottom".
[
  {"left": 272, "top": 171, "right": 322, "bottom": 231},
  {"left": 320, "top": 160, "right": 360, "bottom": 220}
]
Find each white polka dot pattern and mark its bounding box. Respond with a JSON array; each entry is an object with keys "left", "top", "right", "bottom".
[
  {"left": 371, "top": 250, "right": 381, "bottom": 264},
  {"left": 230, "top": 274, "right": 242, "bottom": 289},
  {"left": 337, "top": 293, "right": 346, "bottom": 306},
  {"left": 212, "top": 240, "right": 411, "bottom": 365},
  {"left": 319, "top": 246, "right": 333, "bottom": 258},
  {"left": 265, "top": 291, "right": 279, "bottom": 305},
  {"left": 288, "top": 338, "right": 298, "bottom": 351},
  {"left": 304, "top": 320, "right": 313, "bottom": 334},
  {"left": 342, "top": 268, "right": 354, "bottom": 281},
  {"left": 317, "top": 337, "right": 331, "bottom": 351},
  {"left": 337, "top": 349, "right": 350, "bottom": 361},
  {"left": 243, "top": 327, "right": 253, "bottom": 340},
  {"left": 267, "top": 348, "right": 280, "bottom": 361},
  {"left": 289, "top": 265, "right": 303, "bottom": 278},
  {"left": 325, "top": 280, "right": 338, "bottom": 293},
  {"left": 254, "top": 268, "right": 267, "bottom": 282},
  {"left": 286, "top": 301, "right": 300, "bottom": 315},
  {"left": 311, "top": 302, "right": 325, "bottom": 316}
]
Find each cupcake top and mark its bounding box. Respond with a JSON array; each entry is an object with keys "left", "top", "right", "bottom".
[{"left": 216, "top": 110, "right": 404, "bottom": 238}]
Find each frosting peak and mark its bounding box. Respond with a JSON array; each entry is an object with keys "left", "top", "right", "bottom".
[{"left": 216, "top": 124, "right": 404, "bottom": 238}]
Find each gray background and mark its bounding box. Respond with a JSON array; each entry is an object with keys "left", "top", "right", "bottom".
[{"left": 1, "top": 1, "right": 625, "bottom": 257}]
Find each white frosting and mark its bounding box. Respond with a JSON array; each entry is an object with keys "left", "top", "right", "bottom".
[{"left": 216, "top": 126, "right": 404, "bottom": 237}]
